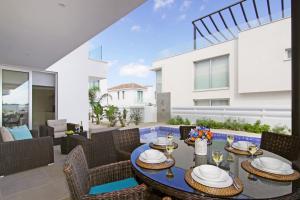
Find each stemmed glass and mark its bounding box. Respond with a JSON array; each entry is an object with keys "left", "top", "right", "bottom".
[
  {"left": 248, "top": 144, "right": 258, "bottom": 160},
  {"left": 167, "top": 132, "right": 174, "bottom": 143},
  {"left": 165, "top": 141, "right": 174, "bottom": 162},
  {"left": 227, "top": 134, "right": 234, "bottom": 149},
  {"left": 212, "top": 151, "right": 223, "bottom": 168}
]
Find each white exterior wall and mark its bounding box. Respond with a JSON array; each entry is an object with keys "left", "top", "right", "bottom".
[
  {"left": 238, "top": 18, "right": 291, "bottom": 93},
  {"left": 108, "top": 89, "right": 146, "bottom": 107},
  {"left": 153, "top": 18, "right": 291, "bottom": 108},
  {"left": 48, "top": 42, "right": 108, "bottom": 130},
  {"left": 144, "top": 86, "right": 156, "bottom": 105}
]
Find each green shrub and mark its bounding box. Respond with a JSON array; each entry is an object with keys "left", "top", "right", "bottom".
[
  {"left": 167, "top": 116, "right": 191, "bottom": 125},
  {"left": 184, "top": 118, "right": 191, "bottom": 125},
  {"left": 272, "top": 125, "right": 291, "bottom": 134},
  {"left": 196, "top": 118, "right": 271, "bottom": 134}
]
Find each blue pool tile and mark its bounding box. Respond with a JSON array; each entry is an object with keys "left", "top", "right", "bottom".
[{"left": 139, "top": 126, "right": 261, "bottom": 145}]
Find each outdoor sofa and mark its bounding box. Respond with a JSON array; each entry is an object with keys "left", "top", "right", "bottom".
[{"left": 0, "top": 129, "right": 54, "bottom": 176}]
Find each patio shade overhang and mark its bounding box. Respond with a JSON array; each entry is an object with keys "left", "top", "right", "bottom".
[
  {"left": 0, "top": 0, "right": 145, "bottom": 69},
  {"left": 192, "top": 0, "right": 291, "bottom": 49}
]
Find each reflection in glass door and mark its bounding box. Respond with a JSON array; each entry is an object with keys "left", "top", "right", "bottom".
[{"left": 2, "top": 70, "right": 29, "bottom": 127}]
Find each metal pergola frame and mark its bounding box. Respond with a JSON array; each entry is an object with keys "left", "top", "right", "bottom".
[{"left": 192, "top": 0, "right": 287, "bottom": 49}]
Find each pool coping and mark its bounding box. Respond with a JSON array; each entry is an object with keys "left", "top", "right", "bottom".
[{"left": 139, "top": 125, "right": 261, "bottom": 138}]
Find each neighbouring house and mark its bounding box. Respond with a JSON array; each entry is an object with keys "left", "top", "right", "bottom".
[
  {"left": 108, "top": 83, "right": 156, "bottom": 107},
  {"left": 152, "top": 18, "right": 291, "bottom": 127}
]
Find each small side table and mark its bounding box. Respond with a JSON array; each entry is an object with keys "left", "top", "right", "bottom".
[{"left": 61, "top": 131, "right": 87, "bottom": 154}]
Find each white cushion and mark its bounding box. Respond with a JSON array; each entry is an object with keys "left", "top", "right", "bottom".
[
  {"left": 1, "top": 127, "right": 14, "bottom": 142},
  {"left": 47, "top": 119, "right": 67, "bottom": 132},
  {"left": 54, "top": 131, "right": 66, "bottom": 138}
]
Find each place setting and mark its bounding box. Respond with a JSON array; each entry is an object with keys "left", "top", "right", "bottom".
[
  {"left": 225, "top": 135, "right": 263, "bottom": 156},
  {"left": 136, "top": 142, "right": 176, "bottom": 170},
  {"left": 149, "top": 133, "right": 178, "bottom": 151},
  {"left": 242, "top": 156, "right": 300, "bottom": 181},
  {"left": 185, "top": 150, "right": 243, "bottom": 197}
]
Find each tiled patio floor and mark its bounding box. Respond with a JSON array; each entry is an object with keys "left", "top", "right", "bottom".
[{"left": 0, "top": 146, "right": 70, "bottom": 200}]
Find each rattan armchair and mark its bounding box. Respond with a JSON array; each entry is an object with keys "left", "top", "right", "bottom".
[
  {"left": 179, "top": 125, "right": 196, "bottom": 140},
  {"left": 113, "top": 128, "right": 141, "bottom": 161},
  {"left": 261, "top": 132, "right": 300, "bottom": 161},
  {"left": 63, "top": 145, "right": 148, "bottom": 200}
]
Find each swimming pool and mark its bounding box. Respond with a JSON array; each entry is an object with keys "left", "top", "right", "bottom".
[{"left": 139, "top": 126, "right": 261, "bottom": 146}]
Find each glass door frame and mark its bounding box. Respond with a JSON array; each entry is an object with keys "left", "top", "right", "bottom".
[
  {"left": 0, "top": 65, "right": 58, "bottom": 130},
  {"left": 0, "top": 66, "right": 32, "bottom": 129}
]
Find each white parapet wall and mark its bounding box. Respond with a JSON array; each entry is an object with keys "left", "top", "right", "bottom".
[
  {"left": 118, "top": 105, "right": 157, "bottom": 123},
  {"left": 171, "top": 106, "right": 291, "bottom": 128}
]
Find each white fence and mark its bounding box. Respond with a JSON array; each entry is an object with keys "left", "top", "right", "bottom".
[
  {"left": 172, "top": 106, "right": 291, "bottom": 128},
  {"left": 119, "top": 106, "right": 157, "bottom": 123}
]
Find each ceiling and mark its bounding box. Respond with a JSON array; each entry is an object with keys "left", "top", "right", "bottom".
[{"left": 0, "top": 0, "right": 145, "bottom": 69}]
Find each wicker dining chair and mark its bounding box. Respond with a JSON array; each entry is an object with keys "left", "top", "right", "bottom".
[
  {"left": 179, "top": 125, "right": 196, "bottom": 140},
  {"left": 63, "top": 145, "right": 147, "bottom": 200},
  {"left": 261, "top": 132, "right": 300, "bottom": 161},
  {"left": 113, "top": 128, "right": 142, "bottom": 161}
]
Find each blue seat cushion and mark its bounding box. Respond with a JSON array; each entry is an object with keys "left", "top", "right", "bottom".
[
  {"left": 8, "top": 125, "right": 32, "bottom": 140},
  {"left": 89, "top": 178, "right": 138, "bottom": 195}
]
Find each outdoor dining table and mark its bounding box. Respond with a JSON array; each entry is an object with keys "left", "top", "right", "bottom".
[{"left": 130, "top": 138, "right": 300, "bottom": 199}]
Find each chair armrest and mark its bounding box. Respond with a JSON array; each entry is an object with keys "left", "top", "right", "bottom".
[
  {"left": 82, "top": 183, "right": 148, "bottom": 200},
  {"left": 30, "top": 129, "right": 39, "bottom": 138},
  {"left": 88, "top": 160, "right": 134, "bottom": 186},
  {"left": 67, "top": 123, "right": 77, "bottom": 132},
  {"left": 39, "top": 125, "right": 54, "bottom": 137}
]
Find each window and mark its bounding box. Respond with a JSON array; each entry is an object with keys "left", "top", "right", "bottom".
[
  {"left": 285, "top": 48, "right": 291, "bottom": 60},
  {"left": 194, "top": 99, "right": 229, "bottom": 106},
  {"left": 122, "top": 91, "right": 125, "bottom": 99},
  {"left": 89, "top": 80, "right": 100, "bottom": 89},
  {"left": 117, "top": 91, "right": 120, "bottom": 100},
  {"left": 137, "top": 91, "right": 143, "bottom": 103},
  {"left": 156, "top": 70, "right": 162, "bottom": 93},
  {"left": 194, "top": 55, "right": 229, "bottom": 90}
]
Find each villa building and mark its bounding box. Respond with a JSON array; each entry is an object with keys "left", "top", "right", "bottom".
[
  {"left": 153, "top": 18, "right": 291, "bottom": 107},
  {"left": 108, "top": 83, "right": 155, "bottom": 107},
  {"left": 152, "top": 17, "right": 291, "bottom": 127}
]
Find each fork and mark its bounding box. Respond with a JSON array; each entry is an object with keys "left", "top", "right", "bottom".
[{"left": 229, "top": 172, "right": 241, "bottom": 190}]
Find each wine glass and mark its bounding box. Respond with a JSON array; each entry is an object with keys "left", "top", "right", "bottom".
[
  {"left": 165, "top": 141, "right": 174, "bottom": 162},
  {"left": 248, "top": 144, "right": 258, "bottom": 160},
  {"left": 227, "top": 134, "right": 234, "bottom": 149},
  {"left": 167, "top": 132, "right": 174, "bottom": 143},
  {"left": 212, "top": 151, "right": 223, "bottom": 168}
]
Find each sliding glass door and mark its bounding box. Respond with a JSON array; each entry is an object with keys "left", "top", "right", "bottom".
[{"left": 2, "top": 70, "right": 29, "bottom": 127}]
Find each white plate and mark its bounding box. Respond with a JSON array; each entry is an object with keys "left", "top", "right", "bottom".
[
  {"left": 193, "top": 165, "right": 229, "bottom": 182},
  {"left": 258, "top": 157, "right": 288, "bottom": 170},
  {"left": 191, "top": 171, "right": 233, "bottom": 188},
  {"left": 154, "top": 137, "right": 167, "bottom": 145},
  {"left": 139, "top": 155, "right": 166, "bottom": 164},
  {"left": 232, "top": 141, "right": 254, "bottom": 151},
  {"left": 140, "top": 149, "right": 164, "bottom": 160},
  {"left": 251, "top": 159, "right": 294, "bottom": 175}
]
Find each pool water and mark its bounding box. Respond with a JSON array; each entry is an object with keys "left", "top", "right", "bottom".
[{"left": 139, "top": 126, "right": 261, "bottom": 146}]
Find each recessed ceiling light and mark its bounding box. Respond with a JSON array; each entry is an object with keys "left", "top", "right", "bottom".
[{"left": 58, "top": 2, "right": 66, "bottom": 8}]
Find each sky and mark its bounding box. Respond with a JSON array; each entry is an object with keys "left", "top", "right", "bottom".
[{"left": 90, "top": 0, "right": 290, "bottom": 88}]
